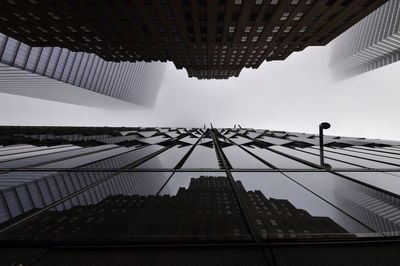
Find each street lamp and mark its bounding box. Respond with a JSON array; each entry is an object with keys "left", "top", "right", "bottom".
[{"left": 319, "top": 122, "right": 331, "bottom": 169}]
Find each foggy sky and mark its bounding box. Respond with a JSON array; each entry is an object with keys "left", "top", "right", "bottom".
[{"left": 1, "top": 41, "right": 400, "bottom": 141}]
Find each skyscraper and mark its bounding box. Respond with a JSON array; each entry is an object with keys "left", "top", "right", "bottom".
[
  {"left": 0, "top": 125, "right": 400, "bottom": 263},
  {"left": 0, "top": 125, "right": 400, "bottom": 264},
  {"left": 330, "top": 0, "right": 400, "bottom": 79},
  {"left": 0, "top": 0, "right": 387, "bottom": 79},
  {"left": 0, "top": 33, "right": 166, "bottom": 107}
]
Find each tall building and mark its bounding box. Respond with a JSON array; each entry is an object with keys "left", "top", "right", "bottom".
[
  {"left": 0, "top": 125, "right": 400, "bottom": 264},
  {"left": 0, "top": 0, "right": 387, "bottom": 79},
  {"left": 330, "top": 0, "right": 400, "bottom": 79},
  {"left": 0, "top": 33, "right": 166, "bottom": 107}
]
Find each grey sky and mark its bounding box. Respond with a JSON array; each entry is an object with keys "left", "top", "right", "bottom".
[{"left": 0, "top": 41, "right": 399, "bottom": 140}]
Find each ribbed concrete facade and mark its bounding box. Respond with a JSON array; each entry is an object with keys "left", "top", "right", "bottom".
[
  {"left": 330, "top": 0, "right": 400, "bottom": 79},
  {"left": 0, "top": 33, "right": 166, "bottom": 107}
]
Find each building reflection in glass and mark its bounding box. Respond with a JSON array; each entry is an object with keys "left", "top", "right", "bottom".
[
  {"left": 232, "top": 172, "right": 372, "bottom": 236},
  {"left": 283, "top": 172, "right": 400, "bottom": 236},
  {"left": 2, "top": 173, "right": 355, "bottom": 241}
]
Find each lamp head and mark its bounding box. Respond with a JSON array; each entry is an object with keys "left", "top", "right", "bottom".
[{"left": 319, "top": 122, "right": 331, "bottom": 130}]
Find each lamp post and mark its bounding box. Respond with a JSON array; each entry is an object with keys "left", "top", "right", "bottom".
[{"left": 319, "top": 122, "right": 331, "bottom": 168}]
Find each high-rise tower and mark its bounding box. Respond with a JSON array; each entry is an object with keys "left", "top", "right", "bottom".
[
  {"left": 0, "top": 0, "right": 387, "bottom": 79},
  {"left": 0, "top": 33, "right": 166, "bottom": 107},
  {"left": 0, "top": 125, "right": 399, "bottom": 264},
  {"left": 330, "top": 0, "right": 400, "bottom": 79}
]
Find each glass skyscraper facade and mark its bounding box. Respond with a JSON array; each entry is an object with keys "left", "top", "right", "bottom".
[
  {"left": 0, "top": 33, "right": 166, "bottom": 107},
  {"left": 1, "top": 126, "right": 400, "bottom": 238},
  {"left": 1, "top": 126, "right": 400, "bottom": 264},
  {"left": 330, "top": 0, "right": 400, "bottom": 79}
]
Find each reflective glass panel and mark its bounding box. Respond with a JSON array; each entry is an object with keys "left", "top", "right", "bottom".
[
  {"left": 320, "top": 147, "right": 397, "bottom": 169},
  {"left": 0, "top": 171, "right": 111, "bottom": 224},
  {"left": 138, "top": 135, "right": 170, "bottom": 145},
  {"left": 271, "top": 146, "right": 359, "bottom": 168},
  {"left": 0, "top": 146, "right": 80, "bottom": 167},
  {"left": 340, "top": 171, "right": 400, "bottom": 196},
  {"left": 382, "top": 147, "right": 400, "bottom": 152},
  {"left": 35, "top": 145, "right": 125, "bottom": 169},
  {"left": 125, "top": 172, "right": 251, "bottom": 241},
  {"left": 257, "top": 136, "right": 293, "bottom": 145},
  {"left": 84, "top": 145, "right": 164, "bottom": 169},
  {"left": 298, "top": 147, "right": 362, "bottom": 169},
  {"left": 284, "top": 172, "right": 400, "bottom": 236},
  {"left": 345, "top": 147, "right": 400, "bottom": 159},
  {"left": 1, "top": 172, "right": 172, "bottom": 240},
  {"left": 228, "top": 136, "right": 252, "bottom": 145},
  {"left": 182, "top": 145, "right": 219, "bottom": 168},
  {"left": 243, "top": 146, "right": 313, "bottom": 169},
  {"left": 0, "top": 145, "right": 35, "bottom": 152},
  {"left": 179, "top": 136, "right": 199, "bottom": 144},
  {"left": 0, "top": 146, "right": 51, "bottom": 158},
  {"left": 0, "top": 146, "right": 107, "bottom": 169},
  {"left": 223, "top": 146, "right": 269, "bottom": 168},
  {"left": 137, "top": 145, "right": 191, "bottom": 168},
  {"left": 232, "top": 172, "right": 372, "bottom": 239},
  {"left": 325, "top": 147, "right": 400, "bottom": 166}
]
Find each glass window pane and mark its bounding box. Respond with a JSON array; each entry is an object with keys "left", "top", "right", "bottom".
[
  {"left": 232, "top": 172, "right": 372, "bottom": 239},
  {"left": 229, "top": 136, "right": 253, "bottom": 145},
  {"left": 182, "top": 145, "right": 219, "bottom": 168},
  {"left": 0, "top": 144, "right": 35, "bottom": 152},
  {"left": 298, "top": 147, "right": 362, "bottom": 168},
  {"left": 139, "top": 135, "right": 170, "bottom": 145},
  {"left": 87, "top": 145, "right": 164, "bottom": 169},
  {"left": 319, "top": 147, "right": 396, "bottom": 169},
  {"left": 126, "top": 172, "right": 251, "bottom": 241},
  {"left": 1, "top": 172, "right": 172, "bottom": 240},
  {"left": 271, "top": 146, "right": 358, "bottom": 168},
  {"left": 179, "top": 136, "right": 199, "bottom": 144},
  {"left": 137, "top": 145, "right": 191, "bottom": 168},
  {"left": 243, "top": 146, "right": 313, "bottom": 169},
  {"left": 284, "top": 172, "right": 400, "bottom": 236},
  {"left": 345, "top": 147, "right": 400, "bottom": 159},
  {"left": 0, "top": 146, "right": 48, "bottom": 157},
  {"left": 340, "top": 171, "right": 400, "bottom": 196},
  {"left": 223, "top": 145, "right": 270, "bottom": 168},
  {"left": 0, "top": 145, "right": 108, "bottom": 169},
  {"left": 325, "top": 147, "right": 400, "bottom": 167},
  {"left": 257, "top": 136, "right": 293, "bottom": 145},
  {"left": 0, "top": 146, "right": 79, "bottom": 167},
  {"left": 35, "top": 145, "right": 123, "bottom": 169}
]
